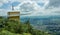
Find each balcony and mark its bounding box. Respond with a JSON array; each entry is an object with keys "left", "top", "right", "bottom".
[{"left": 8, "top": 14, "right": 20, "bottom": 17}]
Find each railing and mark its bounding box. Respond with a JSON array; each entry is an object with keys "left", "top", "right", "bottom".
[{"left": 8, "top": 14, "right": 20, "bottom": 16}]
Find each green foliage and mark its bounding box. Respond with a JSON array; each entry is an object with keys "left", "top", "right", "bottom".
[
  {"left": 4, "top": 20, "right": 21, "bottom": 33},
  {"left": 30, "top": 29, "right": 51, "bottom": 35},
  {"left": 22, "top": 33, "right": 32, "bottom": 35},
  {"left": 0, "top": 30, "right": 22, "bottom": 35},
  {"left": 0, "top": 17, "right": 51, "bottom": 35}
]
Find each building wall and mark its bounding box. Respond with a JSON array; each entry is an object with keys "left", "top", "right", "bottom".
[
  {"left": 8, "top": 11, "right": 20, "bottom": 21},
  {"left": 8, "top": 16, "right": 20, "bottom": 21},
  {"left": 8, "top": 12, "right": 20, "bottom": 15}
]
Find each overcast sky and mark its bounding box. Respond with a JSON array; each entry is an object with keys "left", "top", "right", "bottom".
[{"left": 0, "top": 0, "right": 60, "bottom": 16}]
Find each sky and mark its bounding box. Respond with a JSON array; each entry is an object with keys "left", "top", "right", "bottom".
[{"left": 0, "top": 0, "right": 60, "bottom": 17}]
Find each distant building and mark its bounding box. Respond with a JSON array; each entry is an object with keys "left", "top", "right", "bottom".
[{"left": 8, "top": 11, "right": 20, "bottom": 21}]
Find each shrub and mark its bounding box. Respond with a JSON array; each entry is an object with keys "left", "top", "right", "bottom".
[{"left": 0, "top": 30, "right": 21, "bottom": 35}]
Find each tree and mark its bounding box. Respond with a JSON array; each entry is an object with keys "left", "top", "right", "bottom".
[
  {"left": 4, "top": 20, "right": 21, "bottom": 33},
  {"left": 25, "top": 20, "right": 33, "bottom": 33}
]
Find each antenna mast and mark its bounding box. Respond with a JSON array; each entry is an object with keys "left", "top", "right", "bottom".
[{"left": 12, "top": 4, "right": 14, "bottom": 10}]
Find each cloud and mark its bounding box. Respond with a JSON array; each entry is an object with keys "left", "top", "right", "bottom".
[
  {"left": 14, "top": 0, "right": 60, "bottom": 17},
  {"left": 0, "top": 0, "right": 60, "bottom": 16},
  {"left": 14, "top": 1, "right": 43, "bottom": 15},
  {"left": 0, "top": 0, "right": 49, "bottom": 7},
  {"left": 0, "top": 9, "right": 11, "bottom": 16},
  {"left": 48, "top": 0, "right": 60, "bottom": 7},
  {"left": 0, "top": 0, "right": 20, "bottom": 10},
  {"left": 0, "top": 0, "right": 9, "bottom": 7}
]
